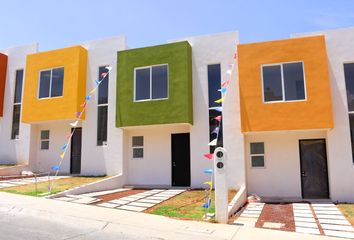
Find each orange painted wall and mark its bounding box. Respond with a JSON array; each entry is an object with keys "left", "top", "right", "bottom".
[
  {"left": 0, "top": 53, "right": 7, "bottom": 117},
  {"left": 22, "top": 46, "right": 87, "bottom": 123},
  {"left": 238, "top": 36, "right": 333, "bottom": 132}
]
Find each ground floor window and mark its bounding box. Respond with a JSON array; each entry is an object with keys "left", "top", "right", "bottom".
[
  {"left": 250, "top": 142, "right": 265, "bottom": 168},
  {"left": 40, "top": 130, "right": 50, "bottom": 150},
  {"left": 349, "top": 114, "right": 354, "bottom": 163},
  {"left": 97, "top": 105, "right": 108, "bottom": 146},
  {"left": 209, "top": 109, "right": 223, "bottom": 153},
  {"left": 11, "top": 105, "right": 21, "bottom": 139},
  {"left": 132, "top": 136, "right": 144, "bottom": 159}
]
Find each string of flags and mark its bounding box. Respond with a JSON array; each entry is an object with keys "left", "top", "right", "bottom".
[
  {"left": 48, "top": 66, "right": 113, "bottom": 192},
  {"left": 202, "top": 50, "right": 237, "bottom": 215}
]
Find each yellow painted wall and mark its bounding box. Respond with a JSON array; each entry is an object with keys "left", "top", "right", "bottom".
[
  {"left": 238, "top": 36, "right": 333, "bottom": 132},
  {"left": 22, "top": 46, "right": 87, "bottom": 123}
]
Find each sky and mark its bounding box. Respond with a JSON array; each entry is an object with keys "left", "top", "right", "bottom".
[{"left": 1, "top": 0, "right": 354, "bottom": 51}]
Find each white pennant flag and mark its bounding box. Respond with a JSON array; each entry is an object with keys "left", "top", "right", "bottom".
[
  {"left": 70, "top": 120, "right": 78, "bottom": 127},
  {"left": 208, "top": 138, "right": 217, "bottom": 146},
  {"left": 226, "top": 69, "right": 232, "bottom": 75},
  {"left": 105, "top": 66, "right": 112, "bottom": 71}
]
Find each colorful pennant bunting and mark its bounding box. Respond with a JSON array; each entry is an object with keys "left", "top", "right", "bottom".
[
  {"left": 203, "top": 153, "right": 214, "bottom": 160},
  {"left": 101, "top": 72, "right": 108, "bottom": 78},
  {"left": 218, "top": 87, "right": 227, "bottom": 94},
  {"left": 203, "top": 181, "right": 213, "bottom": 188},
  {"left": 214, "top": 97, "right": 224, "bottom": 104},
  {"left": 211, "top": 127, "right": 219, "bottom": 134},
  {"left": 202, "top": 198, "right": 212, "bottom": 208},
  {"left": 70, "top": 120, "right": 78, "bottom": 127},
  {"left": 85, "top": 95, "right": 92, "bottom": 101},
  {"left": 61, "top": 144, "right": 68, "bottom": 150},
  {"left": 95, "top": 80, "right": 100, "bottom": 86},
  {"left": 76, "top": 112, "right": 81, "bottom": 117},
  {"left": 105, "top": 66, "right": 112, "bottom": 71},
  {"left": 60, "top": 152, "right": 65, "bottom": 160},
  {"left": 214, "top": 107, "right": 223, "bottom": 112},
  {"left": 234, "top": 52, "right": 237, "bottom": 59},
  {"left": 226, "top": 69, "right": 232, "bottom": 75},
  {"left": 51, "top": 165, "right": 60, "bottom": 171},
  {"left": 204, "top": 169, "right": 213, "bottom": 174},
  {"left": 221, "top": 80, "right": 229, "bottom": 87},
  {"left": 208, "top": 138, "right": 217, "bottom": 146},
  {"left": 214, "top": 115, "right": 222, "bottom": 122}
]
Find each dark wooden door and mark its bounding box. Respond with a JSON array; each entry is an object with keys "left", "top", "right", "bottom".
[
  {"left": 299, "top": 139, "right": 329, "bottom": 199},
  {"left": 70, "top": 128, "right": 82, "bottom": 174},
  {"left": 171, "top": 133, "right": 191, "bottom": 187}
]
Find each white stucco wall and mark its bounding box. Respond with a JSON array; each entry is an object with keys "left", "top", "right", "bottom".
[
  {"left": 246, "top": 130, "right": 327, "bottom": 199},
  {"left": 0, "top": 44, "right": 38, "bottom": 165},
  {"left": 170, "top": 32, "right": 244, "bottom": 189},
  {"left": 293, "top": 28, "right": 354, "bottom": 202}
]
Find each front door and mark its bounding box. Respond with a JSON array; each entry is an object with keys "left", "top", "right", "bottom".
[
  {"left": 299, "top": 139, "right": 329, "bottom": 199},
  {"left": 70, "top": 128, "right": 82, "bottom": 174},
  {"left": 171, "top": 133, "right": 191, "bottom": 187}
]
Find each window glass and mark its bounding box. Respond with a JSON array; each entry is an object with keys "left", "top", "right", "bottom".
[
  {"left": 98, "top": 66, "right": 109, "bottom": 105},
  {"left": 132, "top": 136, "right": 144, "bottom": 147},
  {"left": 40, "top": 130, "right": 50, "bottom": 150},
  {"left": 41, "top": 141, "right": 49, "bottom": 150},
  {"left": 97, "top": 105, "right": 108, "bottom": 146},
  {"left": 51, "top": 68, "right": 64, "bottom": 97},
  {"left": 344, "top": 63, "right": 354, "bottom": 112},
  {"left": 11, "top": 105, "right": 21, "bottom": 139},
  {"left": 263, "top": 65, "right": 283, "bottom": 102},
  {"left": 133, "top": 148, "right": 144, "bottom": 158},
  {"left": 41, "top": 130, "right": 50, "bottom": 140},
  {"left": 208, "top": 64, "right": 222, "bottom": 108},
  {"left": 39, "top": 70, "right": 51, "bottom": 98},
  {"left": 14, "top": 70, "right": 23, "bottom": 103},
  {"left": 250, "top": 142, "right": 264, "bottom": 154},
  {"left": 152, "top": 65, "right": 168, "bottom": 99},
  {"left": 283, "top": 62, "right": 305, "bottom": 101},
  {"left": 135, "top": 68, "right": 150, "bottom": 100},
  {"left": 251, "top": 156, "right": 265, "bottom": 167},
  {"left": 349, "top": 114, "right": 354, "bottom": 163}
]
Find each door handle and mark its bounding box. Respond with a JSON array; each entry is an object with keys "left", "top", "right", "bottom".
[{"left": 301, "top": 171, "right": 307, "bottom": 177}]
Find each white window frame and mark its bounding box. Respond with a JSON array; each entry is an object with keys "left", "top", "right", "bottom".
[
  {"left": 261, "top": 61, "right": 307, "bottom": 103},
  {"left": 40, "top": 130, "right": 50, "bottom": 150},
  {"left": 97, "top": 65, "right": 109, "bottom": 146},
  {"left": 132, "top": 136, "right": 144, "bottom": 160},
  {"left": 38, "top": 67, "right": 64, "bottom": 100},
  {"left": 133, "top": 64, "right": 169, "bottom": 102},
  {"left": 250, "top": 142, "right": 265, "bottom": 169}
]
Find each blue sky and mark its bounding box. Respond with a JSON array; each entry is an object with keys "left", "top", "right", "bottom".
[{"left": 1, "top": 0, "right": 354, "bottom": 51}]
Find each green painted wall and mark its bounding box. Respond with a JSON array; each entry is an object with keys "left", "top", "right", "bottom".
[{"left": 116, "top": 41, "right": 193, "bottom": 127}]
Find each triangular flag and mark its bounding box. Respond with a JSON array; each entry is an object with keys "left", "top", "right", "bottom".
[
  {"left": 214, "top": 97, "right": 224, "bottom": 104},
  {"left": 221, "top": 80, "right": 230, "bottom": 87},
  {"left": 85, "top": 95, "right": 92, "bottom": 101},
  {"left": 202, "top": 198, "right": 212, "bottom": 208},
  {"left": 61, "top": 144, "right": 68, "bottom": 150},
  {"left": 204, "top": 169, "right": 213, "bottom": 174},
  {"left": 80, "top": 101, "right": 86, "bottom": 108},
  {"left": 218, "top": 87, "right": 227, "bottom": 94},
  {"left": 226, "top": 69, "right": 232, "bottom": 75},
  {"left": 203, "top": 153, "right": 213, "bottom": 160},
  {"left": 203, "top": 181, "right": 213, "bottom": 188},
  {"left": 66, "top": 134, "right": 71, "bottom": 140},
  {"left": 89, "top": 88, "right": 97, "bottom": 94},
  {"left": 101, "top": 72, "right": 108, "bottom": 78},
  {"left": 228, "top": 63, "right": 234, "bottom": 68},
  {"left": 234, "top": 52, "right": 237, "bottom": 59},
  {"left": 105, "top": 66, "right": 112, "bottom": 71},
  {"left": 70, "top": 120, "right": 78, "bottom": 127},
  {"left": 208, "top": 138, "right": 217, "bottom": 146},
  {"left": 51, "top": 165, "right": 60, "bottom": 171},
  {"left": 211, "top": 127, "right": 219, "bottom": 134},
  {"left": 214, "top": 115, "right": 222, "bottom": 122},
  {"left": 60, "top": 152, "right": 65, "bottom": 159},
  {"left": 95, "top": 80, "right": 100, "bottom": 86},
  {"left": 214, "top": 107, "right": 223, "bottom": 112},
  {"left": 76, "top": 112, "right": 81, "bottom": 117}
]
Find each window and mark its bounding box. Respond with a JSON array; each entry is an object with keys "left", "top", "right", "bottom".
[
  {"left": 250, "top": 142, "right": 265, "bottom": 168},
  {"left": 132, "top": 136, "right": 143, "bottom": 159},
  {"left": 11, "top": 70, "right": 24, "bottom": 139},
  {"left": 38, "top": 67, "right": 64, "bottom": 98},
  {"left": 262, "top": 62, "right": 306, "bottom": 102},
  {"left": 40, "top": 130, "right": 50, "bottom": 150},
  {"left": 344, "top": 63, "right": 354, "bottom": 163},
  {"left": 135, "top": 64, "right": 168, "bottom": 101},
  {"left": 97, "top": 66, "right": 109, "bottom": 146},
  {"left": 208, "top": 64, "right": 223, "bottom": 153}
]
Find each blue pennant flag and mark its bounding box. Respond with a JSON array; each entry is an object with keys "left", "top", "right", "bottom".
[
  {"left": 85, "top": 95, "right": 91, "bottom": 101},
  {"left": 202, "top": 198, "right": 212, "bottom": 208},
  {"left": 204, "top": 169, "right": 213, "bottom": 174},
  {"left": 61, "top": 144, "right": 68, "bottom": 150},
  {"left": 218, "top": 87, "right": 227, "bottom": 94},
  {"left": 95, "top": 80, "right": 100, "bottom": 86},
  {"left": 214, "top": 107, "right": 223, "bottom": 112},
  {"left": 51, "top": 165, "right": 60, "bottom": 171}
]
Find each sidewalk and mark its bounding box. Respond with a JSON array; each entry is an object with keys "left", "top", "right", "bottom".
[{"left": 0, "top": 192, "right": 340, "bottom": 240}]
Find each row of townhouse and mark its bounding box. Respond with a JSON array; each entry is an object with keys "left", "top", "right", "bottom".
[{"left": 0, "top": 27, "right": 354, "bottom": 202}]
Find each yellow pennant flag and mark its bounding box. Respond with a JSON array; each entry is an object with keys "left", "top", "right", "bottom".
[
  {"left": 214, "top": 97, "right": 224, "bottom": 104},
  {"left": 203, "top": 181, "right": 213, "bottom": 189},
  {"left": 90, "top": 87, "right": 97, "bottom": 94},
  {"left": 60, "top": 152, "right": 65, "bottom": 159}
]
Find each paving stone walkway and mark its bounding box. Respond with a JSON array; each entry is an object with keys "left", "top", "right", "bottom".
[
  {"left": 0, "top": 176, "right": 69, "bottom": 188},
  {"left": 55, "top": 188, "right": 186, "bottom": 212},
  {"left": 233, "top": 202, "right": 354, "bottom": 239}
]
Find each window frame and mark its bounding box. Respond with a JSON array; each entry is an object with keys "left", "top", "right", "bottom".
[
  {"left": 261, "top": 61, "right": 307, "bottom": 104},
  {"left": 132, "top": 136, "right": 144, "bottom": 159},
  {"left": 40, "top": 130, "right": 50, "bottom": 150},
  {"left": 343, "top": 61, "right": 354, "bottom": 165},
  {"left": 11, "top": 69, "right": 24, "bottom": 140},
  {"left": 133, "top": 64, "right": 169, "bottom": 102},
  {"left": 97, "top": 65, "right": 109, "bottom": 146},
  {"left": 37, "top": 66, "right": 64, "bottom": 100},
  {"left": 250, "top": 142, "right": 265, "bottom": 169}
]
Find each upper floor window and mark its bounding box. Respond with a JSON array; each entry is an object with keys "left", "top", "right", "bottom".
[
  {"left": 38, "top": 67, "right": 64, "bottom": 99},
  {"left": 134, "top": 64, "right": 168, "bottom": 101},
  {"left": 344, "top": 63, "right": 354, "bottom": 112},
  {"left": 262, "top": 62, "right": 306, "bottom": 103}
]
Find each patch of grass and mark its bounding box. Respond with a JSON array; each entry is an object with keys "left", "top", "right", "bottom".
[
  {"left": 0, "top": 176, "right": 107, "bottom": 197},
  {"left": 338, "top": 204, "right": 354, "bottom": 225},
  {"left": 146, "top": 189, "right": 237, "bottom": 221},
  {"left": 0, "top": 164, "right": 16, "bottom": 169}
]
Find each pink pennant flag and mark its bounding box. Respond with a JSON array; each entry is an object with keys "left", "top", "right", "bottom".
[
  {"left": 80, "top": 102, "right": 86, "bottom": 108},
  {"left": 214, "top": 115, "right": 222, "bottom": 122},
  {"left": 101, "top": 72, "right": 108, "bottom": 78},
  {"left": 234, "top": 52, "right": 237, "bottom": 59},
  {"left": 76, "top": 112, "right": 81, "bottom": 117},
  {"left": 203, "top": 153, "right": 214, "bottom": 160},
  {"left": 221, "top": 80, "right": 229, "bottom": 87}
]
